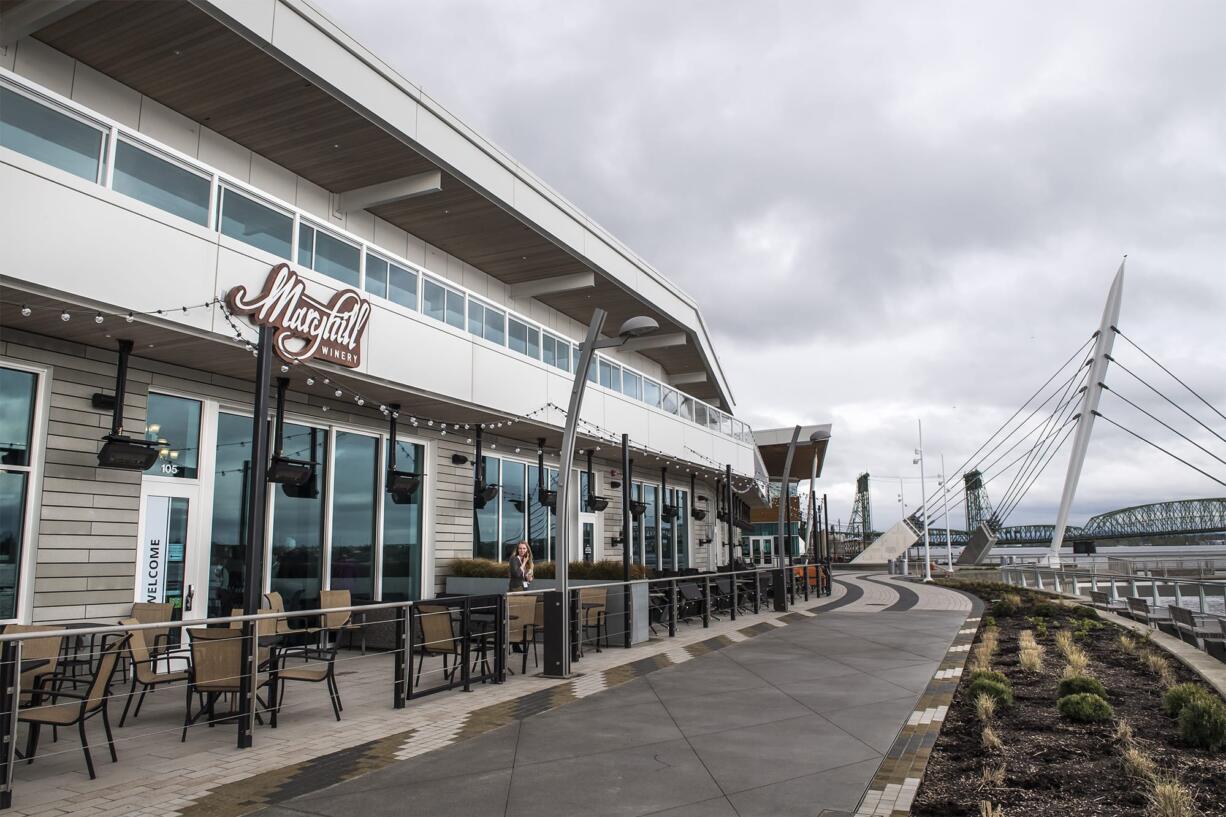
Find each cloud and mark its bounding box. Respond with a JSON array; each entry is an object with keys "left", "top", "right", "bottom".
[{"left": 317, "top": 0, "right": 1226, "bottom": 528}]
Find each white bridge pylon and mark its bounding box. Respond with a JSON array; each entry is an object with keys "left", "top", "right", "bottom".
[{"left": 1048, "top": 261, "right": 1126, "bottom": 567}]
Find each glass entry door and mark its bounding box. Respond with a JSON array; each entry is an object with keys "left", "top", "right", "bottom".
[{"left": 137, "top": 482, "right": 206, "bottom": 620}]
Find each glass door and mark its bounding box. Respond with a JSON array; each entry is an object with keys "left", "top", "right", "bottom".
[{"left": 137, "top": 481, "right": 205, "bottom": 620}]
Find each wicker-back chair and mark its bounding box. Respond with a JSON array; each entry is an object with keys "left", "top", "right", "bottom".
[
  {"left": 118, "top": 617, "right": 188, "bottom": 726},
  {"left": 181, "top": 627, "right": 270, "bottom": 741},
  {"left": 413, "top": 604, "right": 460, "bottom": 690},
  {"left": 3, "top": 624, "right": 61, "bottom": 704},
  {"left": 507, "top": 594, "right": 538, "bottom": 674},
  {"left": 130, "top": 602, "right": 174, "bottom": 654},
  {"left": 578, "top": 586, "right": 608, "bottom": 651},
  {"left": 19, "top": 633, "right": 130, "bottom": 779}
]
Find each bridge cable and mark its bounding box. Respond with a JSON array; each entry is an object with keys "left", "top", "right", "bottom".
[
  {"left": 920, "top": 364, "right": 1089, "bottom": 524},
  {"left": 992, "top": 362, "right": 1092, "bottom": 518},
  {"left": 1100, "top": 384, "right": 1226, "bottom": 471},
  {"left": 1113, "top": 327, "right": 1226, "bottom": 425},
  {"left": 996, "top": 421, "right": 1079, "bottom": 524},
  {"left": 923, "top": 414, "right": 1080, "bottom": 528},
  {"left": 915, "top": 333, "right": 1096, "bottom": 513},
  {"left": 1093, "top": 411, "right": 1226, "bottom": 489},
  {"left": 1105, "top": 354, "right": 1226, "bottom": 449},
  {"left": 916, "top": 356, "right": 1091, "bottom": 520}
]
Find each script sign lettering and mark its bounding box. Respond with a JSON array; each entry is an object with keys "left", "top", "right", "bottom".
[{"left": 227, "top": 264, "right": 372, "bottom": 368}]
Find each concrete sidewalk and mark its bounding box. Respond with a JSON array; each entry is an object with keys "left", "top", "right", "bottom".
[{"left": 253, "top": 578, "right": 970, "bottom": 817}]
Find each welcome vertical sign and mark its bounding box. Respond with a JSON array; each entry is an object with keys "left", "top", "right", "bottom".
[{"left": 141, "top": 496, "right": 170, "bottom": 604}]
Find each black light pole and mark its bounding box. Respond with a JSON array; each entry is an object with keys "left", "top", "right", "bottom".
[
  {"left": 725, "top": 465, "right": 735, "bottom": 565},
  {"left": 238, "top": 326, "right": 273, "bottom": 749},
  {"left": 621, "top": 434, "right": 632, "bottom": 648},
  {"left": 823, "top": 492, "right": 831, "bottom": 595}
]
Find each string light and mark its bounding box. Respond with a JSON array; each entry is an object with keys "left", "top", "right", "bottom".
[
  {"left": 94, "top": 313, "right": 104, "bottom": 324},
  {"left": 20, "top": 305, "right": 30, "bottom": 317},
  {"left": 60, "top": 310, "right": 70, "bottom": 322}
]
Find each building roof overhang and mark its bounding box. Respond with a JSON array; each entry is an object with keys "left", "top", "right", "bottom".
[
  {"left": 2, "top": 0, "right": 736, "bottom": 409},
  {"left": 754, "top": 424, "right": 834, "bottom": 482}
]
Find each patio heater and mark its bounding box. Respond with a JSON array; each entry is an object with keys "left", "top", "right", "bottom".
[
  {"left": 386, "top": 404, "right": 424, "bottom": 504},
  {"left": 473, "top": 427, "right": 500, "bottom": 510},
  {"left": 95, "top": 339, "right": 161, "bottom": 470}
]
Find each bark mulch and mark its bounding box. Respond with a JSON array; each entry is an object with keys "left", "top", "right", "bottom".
[{"left": 912, "top": 585, "right": 1226, "bottom": 816}]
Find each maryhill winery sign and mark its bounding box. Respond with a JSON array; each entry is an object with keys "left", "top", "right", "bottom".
[{"left": 227, "top": 264, "right": 371, "bottom": 368}]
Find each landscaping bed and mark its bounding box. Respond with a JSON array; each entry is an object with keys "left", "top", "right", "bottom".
[{"left": 912, "top": 580, "right": 1226, "bottom": 817}]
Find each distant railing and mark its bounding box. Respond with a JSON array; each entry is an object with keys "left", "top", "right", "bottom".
[{"left": 1000, "top": 564, "right": 1226, "bottom": 616}]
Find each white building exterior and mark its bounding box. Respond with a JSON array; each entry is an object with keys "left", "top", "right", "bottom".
[{"left": 0, "top": 0, "right": 761, "bottom": 623}]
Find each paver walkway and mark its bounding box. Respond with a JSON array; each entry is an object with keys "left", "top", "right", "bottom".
[{"left": 248, "top": 575, "right": 972, "bottom": 817}]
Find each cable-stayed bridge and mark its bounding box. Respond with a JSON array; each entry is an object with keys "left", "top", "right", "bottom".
[{"left": 846, "top": 261, "right": 1226, "bottom": 566}]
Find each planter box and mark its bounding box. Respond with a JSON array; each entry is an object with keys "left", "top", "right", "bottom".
[{"left": 444, "top": 576, "right": 651, "bottom": 645}]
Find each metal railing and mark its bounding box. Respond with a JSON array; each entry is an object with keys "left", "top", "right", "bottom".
[
  {"left": 0, "top": 565, "right": 831, "bottom": 809},
  {"left": 1000, "top": 564, "right": 1226, "bottom": 616}
]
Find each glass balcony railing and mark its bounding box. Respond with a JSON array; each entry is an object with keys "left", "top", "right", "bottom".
[{"left": 0, "top": 71, "right": 754, "bottom": 444}]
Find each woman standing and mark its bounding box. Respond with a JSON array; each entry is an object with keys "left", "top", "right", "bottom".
[{"left": 508, "top": 541, "right": 534, "bottom": 592}]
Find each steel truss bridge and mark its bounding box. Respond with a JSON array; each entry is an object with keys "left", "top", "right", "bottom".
[{"left": 907, "top": 497, "right": 1226, "bottom": 547}]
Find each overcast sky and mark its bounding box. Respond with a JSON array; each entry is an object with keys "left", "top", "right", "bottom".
[{"left": 316, "top": 0, "right": 1226, "bottom": 530}]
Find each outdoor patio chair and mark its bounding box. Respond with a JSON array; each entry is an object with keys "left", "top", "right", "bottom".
[
  {"left": 677, "top": 581, "right": 705, "bottom": 624},
  {"left": 507, "top": 594, "right": 538, "bottom": 674},
  {"left": 117, "top": 617, "right": 188, "bottom": 727},
  {"left": 1126, "top": 597, "right": 1170, "bottom": 629},
  {"left": 263, "top": 591, "right": 322, "bottom": 645},
  {"left": 181, "top": 627, "right": 272, "bottom": 742},
  {"left": 579, "top": 586, "right": 608, "bottom": 651},
  {"left": 272, "top": 638, "right": 342, "bottom": 723},
  {"left": 3, "top": 624, "right": 61, "bottom": 705},
  {"left": 413, "top": 604, "right": 461, "bottom": 690},
  {"left": 19, "top": 633, "right": 130, "bottom": 780},
  {"left": 230, "top": 608, "right": 276, "bottom": 668},
  {"left": 320, "top": 589, "right": 363, "bottom": 649},
  {"left": 130, "top": 602, "right": 174, "bottom": 656}
]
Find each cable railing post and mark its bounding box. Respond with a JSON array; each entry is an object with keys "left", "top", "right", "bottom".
[
  {"left": 495, "top": 594, "right": 507, "bottom": 683},
  {"left": 0, "top": 640, "right": 21, "bottom": 810},
  {"left": 237, "top": 619, "right": 258, "bottom": 749},
  {"left": 1198, "top": 583, "right": 1208, "bottom": 615},
  {"left": 702, "top": 577, "right": 711, "bottom": 628},
  {"left": 1173, "top": 581, "right": 1183, "bottom": 610},
  {"left": 1150, "top": 579, "right": 1160, "bottom": 609},
  {"left": 752, "top": 571, "right": 761, "bottom": 614},
  {"left": 461, "top": 598, "right": 472, "bottom": 692},
  {"left": 393, "top": 605, "right": 408, "bottom": 709},
  {"left": 730, "top": 572, "right": 738, "bottom": 621},
  {"left": 668, "top": 581, "right": 677, "bottom": 637},
  {"left": 407, "top": 606, "right": 418, "bottom": 700}
]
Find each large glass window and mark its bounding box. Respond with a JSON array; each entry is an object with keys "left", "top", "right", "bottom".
[
  {"left": 0, "top": 86, "right": 104, "bottom": 182},
  {"left": 383, "top": 439, "right": 424, "bottom": 602},
  {"left": 501, "top": 462, "right": 526, "bottom": 560},
  {"left": 662, "top": 388, "right": 679, "bottom": 415},
  {"left": 509, "top": 318, "right": 529, "bottom": 356},
  {"left": 113, "top": 140, "right": 210, "bottom": 226},
  {"left": 364, "top": 253, "right": 388, "bottom": 299},
  {"left": 661, "top": 487, "right": 674, "bottom": 570},
  {"left": 694, "top": 402, "right": 707, "bottom": 428},
  {"left": 424, "top": 279, "right": 465, "bottom": 329},
  {"left": 270, "top": 423, "right": 326, "bottom": 610},
  {"left": 622, "top": 371, "right": 642, "bottom": 401},
  {"left": 642, "top": 485, "right": 658, "bottom": 571},
  {"left": 208, "top": 412, "right": 252, "bottom": 618},
  {"left": 143, "top": 393, "right": 201, "bottom": 479},
  {"left": 542, "top": 334, "right": 569, "bottom": 371},
  {"left": 526, "top": 326, "right": 540, "bottom": 359},
  {"left": 297, "top": 223, "right": 360, "bottom": 287},
  {"left": 643, "top": 380, "right": 661, "bottom": 409},
  {"left": 673, "top": 489, "right": 690, "bottom": 570},
  {"left": 0, "top": 366, "right": 37, "bottom": 620},
  {"left": 219, "top": 187, "right": 293, "bottom": 259},
  {"left": 473, "top": 455, "right": 499, "bottom": 560},
  {"left": 527, "top": 464, "right": 549, "bottom": 562},
  {"left": 468, "top": 301, "right": 506, "bottom": 346},
  {"left": 599, "top": 359, "right": 621, "bottom": 392},
  {"left": 388, "top": 262, "right": 417, "bottom": 310},
  {"left": 330, "top": 432, "right": 378, "bottom": 601},
  {"left": 679, "top": 396, "right": 693, "bottom": 422}
]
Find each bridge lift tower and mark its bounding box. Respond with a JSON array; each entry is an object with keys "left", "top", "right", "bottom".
[
  {"left": 846, "top": 473, "right": 872, "bottom": 552},
  {"left": 964, "top": 469, "right": 995, "bottom": 532}
]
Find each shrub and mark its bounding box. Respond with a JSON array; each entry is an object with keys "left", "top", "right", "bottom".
[
  {"left": 1118, "top": 633, "right": 1139, "bottom": 654},
  {"left": 1058, "top": 675, "right": 1107, "bottom": 699},
  {"left": 1162, "top": 683, "right": 1212, "bottom": 718},
  {"left": 1113, "top": 719, "right": 1135, "bottom": 746},
  {"left": 1018, "top": 645, "right": 1044, "bottom": 673},
  {"left": 1057, "top": 692, "right": 1114, "bottom": 723},
  {"left": 969, "top": 669, "right": 1009, "bottom": 686},
  {"left": 1177, "top": 695, "right": 1226, "bottom": 750},
  {"left": 1054, "top": 629, "right": 1075, "bottom": 656},
  {"left": 1063, "top": 648, "right": 1090, "bottom": 677},
  {"left": 1035, "top": 619, "right": 1048, "bottom": 639},
  {"left": 968, "top": 678, "right": 1014, "bottom": 708},
  {"left": 447, "top": 558, "right": 507, "bottom": 578},
  {"left": 1071, "top": 605, "right": 1100, "bottom": 620},
  {"left": 984, "top": 615, "right": 997, "bottom": 628},
  {"left": 979, "top": 761, "right": 1005, "bottom": 788},
  {"left": 1034, "top": 601, "right": 1061, "bottom": 618},
  {"left": 992, "top": 594, "right": 1021, "bottom": 617},
  {"left": 981, "top": 725, "right": 1003, "bottom": 752}
]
